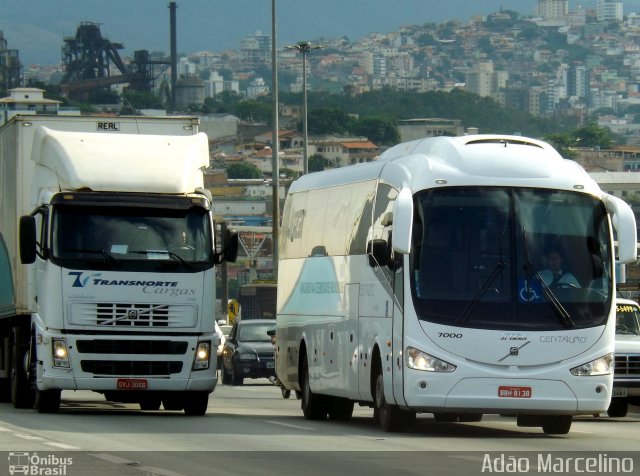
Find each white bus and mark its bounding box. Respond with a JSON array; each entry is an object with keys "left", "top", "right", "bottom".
[{"left": 275, "top": 134, "right": 637, "bottom": 434}]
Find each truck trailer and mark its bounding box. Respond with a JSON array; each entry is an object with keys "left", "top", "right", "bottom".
[{"left": 0, "top": 114, "right": 237, "bottom": 414}]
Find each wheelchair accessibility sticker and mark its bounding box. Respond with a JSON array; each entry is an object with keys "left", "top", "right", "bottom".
[{"left": 518, "top": 278, "right": 542, "bottom": 302}]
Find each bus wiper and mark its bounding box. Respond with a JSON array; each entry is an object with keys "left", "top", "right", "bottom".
[
  {"left": 130, "top": 250, "right": 194, "bottom": 269},
  {"left": 457, "top": 259, "right": 506, "bottom": 325},
  {"left": 65, "top": 248, "right": 119, "bottom": 266},
  {"left": 522, "top": 229, "right": 575, "bottom": 328}
]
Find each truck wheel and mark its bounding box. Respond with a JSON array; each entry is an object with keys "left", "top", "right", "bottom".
[
  {"left": 607, "top": 398, "right": 628, "bottom": 418},
  {"left": 541, "top": 415, "right": 572, "bottom": 435},
  {"left": 300, "top": 354, "right": 327, "bottom": 420},
  {"left": 35, "top": 389, "right": 61, "bottom": 413},
  {"left": 183, "top": 391, "right": 209, "bottom": 416},
  {"left": 221, "top": 366, "right": 231, "bottom": 385},
  {"left": 162, "top": 394, "right": 184, "bottom": 411},
  {"left": 10, "top": 327, "right": 34, "bottom": 409},
  {"left": 140, "top": 395, "right": 161, "bottom": 411}
]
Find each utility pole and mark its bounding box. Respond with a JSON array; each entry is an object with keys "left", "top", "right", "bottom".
[
  {"left": 286, "top": 41, "right": 323, "bottom": 175},
  {"left": 271, "top": 0, "right": 280, "bottom": 280}
]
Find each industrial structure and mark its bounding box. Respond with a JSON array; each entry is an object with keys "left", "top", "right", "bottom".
[{"left": 0, "top": 31, "right": 21, "bottom": 94}]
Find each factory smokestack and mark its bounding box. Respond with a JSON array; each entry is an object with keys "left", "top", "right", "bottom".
[{"left": 169, "top": 1, "right": 177, "bottom": 111}]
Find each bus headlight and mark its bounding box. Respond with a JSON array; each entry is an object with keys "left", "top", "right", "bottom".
[
  {"left": 193, "top": 341, "right": 211, "bottom": 370},
  {"left": 570, "top": 353, "right": 613, "bottom": 376},
  {"left": 52, "top": 338, "right": 70, "bottom": 369},
  {"left": 406, "top": 346, "right": 456, "bottom": 372}
]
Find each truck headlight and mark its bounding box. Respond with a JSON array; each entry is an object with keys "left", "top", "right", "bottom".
[
  {"left": 406, "top": 346, "right": 456, "bottom": 372},
  {"left": 52, "top": 338, "right": 70, "bottom": 369},
  {"left": 570, "top": 353, "right": 613, "bottom": 376},
  {"left": 193, "top": 341, "right": 211, "bottom": 370}
]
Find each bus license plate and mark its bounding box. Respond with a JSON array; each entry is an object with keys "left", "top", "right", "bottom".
[
  {"left": 498, "top": 386, "right": 532, "bottom": 398},
  {"left": 612, "top": 387, "right": 628, "bottom": 398},
  {"left": 117, "top": 378, "right": 148, "bottom": 390}
]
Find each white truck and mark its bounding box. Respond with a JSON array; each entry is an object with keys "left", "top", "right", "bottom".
[
  {"left": 610, "top": 298, "right": 640, "bottom": 417},
  {"left": 0, "top": 114, "right": 237, "bottom": 414}
]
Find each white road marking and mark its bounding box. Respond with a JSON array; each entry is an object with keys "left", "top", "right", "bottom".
[
  {"left": 13, "top": 433, "right": 44, "bottom": 440},
  {"left": 45, "top": 442, "right": 81, "bottom": 450},
  {"left": 264, "top": 420, "right": 314, "bottom": 431}
]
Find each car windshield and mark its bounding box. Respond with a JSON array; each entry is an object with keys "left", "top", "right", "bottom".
[
  {"left": 616, "top": 303, "right": 640, "bottom": 336},
  {"left": 238, "top": 323, "right": 274, "bottom": 342}
]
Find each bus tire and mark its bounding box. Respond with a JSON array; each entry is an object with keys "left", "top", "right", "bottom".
[
  {"left": 301, "top": 354, "right": 327, "bottom": 420},
  {"left": 541, "top": 415, "right": 572, "bottom": 435},
  {"left": 374, "top": 373, "right": 414, "bottom": 432},
  {"left": 607, "top": 398, "right": 628, "bottom": 418},
  {"left": 327, "top": 396, "right": 354, "bottom": 421}
]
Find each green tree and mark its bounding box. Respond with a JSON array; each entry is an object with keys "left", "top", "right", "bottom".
[
  {"left": 226, "top": 162, "right": 262, "bottom": 179},
  {"left": 573, "top": 123, "right": 614, "bottom": 149},
  {"left": 351, "top": 116, "right": 400, "bottom": 145},
  {"left": 309, "top": 154, "right": 327, "bottom": 172}
]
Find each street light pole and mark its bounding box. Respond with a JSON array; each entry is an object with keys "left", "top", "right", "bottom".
[
  {"left": 286, "top": 41, "right": 322, "bottom": 175},
  {"left": 271, "top": 0, "right": 279, "bottom": 280}
]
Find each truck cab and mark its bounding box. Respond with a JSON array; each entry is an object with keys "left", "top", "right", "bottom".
[{"left": 610, "top": 298, "right": 640, "bottom": 417}]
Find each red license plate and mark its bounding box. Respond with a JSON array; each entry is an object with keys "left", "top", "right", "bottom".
[
  {"left": 117, "top": 378, "right": 148, "bottom": 390},
  {"left": 498, "top": 386, "right": 532, "bottom": 398}
]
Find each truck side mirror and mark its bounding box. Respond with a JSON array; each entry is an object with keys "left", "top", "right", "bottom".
[
  {"left": 19, "top": 216, "right": 37, "bottom": 264},
  {"left": 217, "top": 228, "right": 238, "bottom": 264}
]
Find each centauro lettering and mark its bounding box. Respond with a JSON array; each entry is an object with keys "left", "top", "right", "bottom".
[
  {"left": 92, "top": 279, "right": 178, "bottom": 287},
  {"left": 539, "top": 335, "right": 587, "bottom": 344}
]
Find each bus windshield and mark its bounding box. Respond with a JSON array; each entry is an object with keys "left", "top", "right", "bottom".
[
  {"left": 410, "top": 187, "right": 612, "bottom": 331},
  {"left": 51, "top": 205, "right": 214, "bottom": 272}
]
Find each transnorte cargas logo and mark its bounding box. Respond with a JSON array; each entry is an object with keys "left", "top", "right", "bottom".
[{"left": 68, "top": 272, "right": 102, "bottom": 288}]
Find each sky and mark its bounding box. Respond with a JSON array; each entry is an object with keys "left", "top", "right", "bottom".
[{"left": 0, "top": 0, "right": 634, "bottom": 66}]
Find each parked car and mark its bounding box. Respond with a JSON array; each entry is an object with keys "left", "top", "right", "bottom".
[
  {"left": 609, "top": 298, "right": 640, "bottom": 417},
  {"left": 221, "top": 319, "right": 276, "bottom": 385}
]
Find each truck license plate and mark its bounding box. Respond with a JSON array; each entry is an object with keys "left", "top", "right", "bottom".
[
  {"left": 266, "top": 361, "right": 275, "bottom": 369},
  {"left": 117, "top": 378, "right": 148, "bottom": 390},
  {"left": 612, "top": 387, "right": 628, "bottom": 398},
  {"left": 498, "top": 386, "right": 532, "bottom": 398}
]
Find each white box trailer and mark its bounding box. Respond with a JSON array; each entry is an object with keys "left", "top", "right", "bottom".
[{"left": 0, "top": 114, "right": 237, "bottom": 414}]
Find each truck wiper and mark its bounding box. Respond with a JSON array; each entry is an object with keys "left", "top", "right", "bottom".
[
  {"left": 457, "top": 259, "right": 506, "bottom": 325},
  {"left": 65, "top": 248, "right": 119, "bottom": 266},
  {"left": 130, "top": 250, "right": 194, "bottom": 269},
  {"left": 522, "top": 228, "right": 575, "bottom": 328}
]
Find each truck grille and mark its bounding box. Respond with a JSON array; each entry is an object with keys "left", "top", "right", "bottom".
[
  {"left": 614, "top": 354, "right": 640, "bottom": 376},
  {"left": 76, "top": 340, "right": 188, "bottom": 355},
  {"left": 80, "top": 360, "right": 183, "bottom": 376},
  {"left": 69, "top": 302, "right": 197, "bottom": 328}
]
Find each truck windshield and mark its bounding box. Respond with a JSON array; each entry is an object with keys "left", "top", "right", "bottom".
[
  {"left": 410, "top": 187, "right": 612, "bottom": 331},
  {"left": 50, "top": 205, "right": 213, "bottom": 272}
]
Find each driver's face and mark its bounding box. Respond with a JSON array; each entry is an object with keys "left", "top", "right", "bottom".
[{"left": 547, "top": 252, "right": 563, "bottom": 272}]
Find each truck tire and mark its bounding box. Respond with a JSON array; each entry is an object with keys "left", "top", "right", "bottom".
[
  {"left": 183, "top": 391, "right": 209, "bottom": 416},
  {"left": 35, "top": 389, "right": 61, "bottom": 413},
  {"left": 10, "top": 327, "right": 34, "bottom": 409}
]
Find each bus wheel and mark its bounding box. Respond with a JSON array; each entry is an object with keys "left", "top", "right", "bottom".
[
  {"left": 607, "top": 399, "right": 628, "bottom": 418},
  {"left": 374, "top": 373, "right": 414, "bottom": 432},
  {"left": 541, "top": 415, "right": 572, "bottom": 435},
  {"left": 301, "top": 354, "right": 327, "bottom": 420},
  {"left": 327, "top": 396, "right": 354, "bottom": 421}
]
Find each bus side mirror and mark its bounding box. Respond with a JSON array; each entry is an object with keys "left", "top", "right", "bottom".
[
  {"left": 19, "top": 216, "right": 37, "bottom": 264},
  {"left": 368, "top": 239, "right": 389, "bottom": 267},
  {"left": 391, "top": 188, "right": 413, "bottom": 255},
  {"left": 605, "top": 194, "right": 637, "bottom": 264}
]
